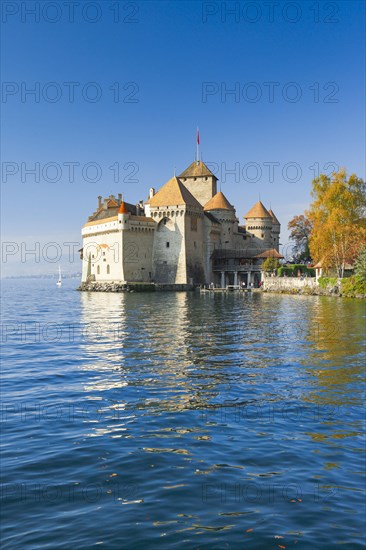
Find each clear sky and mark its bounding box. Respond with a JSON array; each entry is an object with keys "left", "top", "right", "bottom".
[{"left": 1, "top": 0, "right": 365, "bottom": 275}]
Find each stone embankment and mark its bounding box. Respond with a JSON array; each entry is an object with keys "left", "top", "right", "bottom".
[
  {"left": 77, "top": 282, "right": 194, "bottom": 292},
  {"left": 262, "top": 276, "right": 365, "bottom": 298},
  {"left": 262, "top": 276, "right": 319, "bottom": 295}
]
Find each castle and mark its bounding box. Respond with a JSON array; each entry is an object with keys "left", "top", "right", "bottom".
[{"left": 81, "top": 159, "right": 282, "bottom": 287}]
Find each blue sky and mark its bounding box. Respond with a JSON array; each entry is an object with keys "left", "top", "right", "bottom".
[{"left": 1, "top": 0, "right": 365, "bottom": 275}]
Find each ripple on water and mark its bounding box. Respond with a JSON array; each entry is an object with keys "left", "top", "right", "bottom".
[{"left": 1, "top": 281, "right": 365, "bottom": 549}]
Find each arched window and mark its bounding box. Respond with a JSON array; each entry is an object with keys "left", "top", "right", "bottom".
[
  {"left": 107, "top": 265, "right": 110, "bottom": 274},
  {"left": 97, "top": 265, "right": 100, "bottom": 274}
]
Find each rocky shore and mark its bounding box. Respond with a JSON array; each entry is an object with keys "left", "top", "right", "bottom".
[
  {"left": 77, "top": 282, "right": 195, "bottom": 292},
  {"left": 77, "top": 282, "right": 129, "bottom": 292}
]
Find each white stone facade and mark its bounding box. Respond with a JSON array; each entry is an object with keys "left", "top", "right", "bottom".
[{"left": 81, "top": 160, "right": 281, "bottom": 286}]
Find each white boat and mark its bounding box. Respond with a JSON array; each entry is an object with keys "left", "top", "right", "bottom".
[{"left": 56, "top": 265, "right": 62, "bottom": 287}]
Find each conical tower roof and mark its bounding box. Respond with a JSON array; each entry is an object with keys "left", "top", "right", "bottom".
[
  {"left": 268, "top": 208, "right": 280, "bottom": 225},
  {"left": 146, "top": 177, "right": 202, "bottom": 209},
  {"left": 118, "top": 201, "right": 128, "bottom": 214},
  {"left": 244, "top": 201, "right": 271, "bottom": 219},
  {"left": 203, "top": 191, "right": 234, "bottom": 211},
  {"left": 179, "top": 160, "right": 217, "bottom": 179}
]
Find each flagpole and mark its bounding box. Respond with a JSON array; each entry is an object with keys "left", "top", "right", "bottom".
[{"left": 196, "top": 127, "right": 200, "bottom": 164}]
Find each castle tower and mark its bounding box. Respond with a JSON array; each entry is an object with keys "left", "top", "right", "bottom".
[
  {"left": 178, "top": 160, "right": 217, "bottom": 207},
  {"left": 268, "top": 208, "right": 281, "bottom": 251},
  {"left": 118, "top": 200, "right": 129, "bottom": 230},
  {"left": 203, "top": 191, "right": 238, "bottom": 246},
  {"left": 244, "top": 201, "right": 273, "bottom": 249},
  {"left": 145, "top": 176, "right": 204, "bottom": 284}
]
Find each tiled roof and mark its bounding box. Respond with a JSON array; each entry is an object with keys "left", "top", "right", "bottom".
[
  {"left": 203, "top": 191, "right": 234, "bottom": 211},
  {"left": 89, "top": 201, "right": 137, "bottom": 222},
  {"left": 268, "top": 208, "right": 280, "bottom": 225},
  {"left": 179, "top": 160, "right": 217, "bottom": 179},
  {"left": 146, "top": 176, "right": 203, "bottom": 209},
  {"left": 244, "top": 201, "right": 272, "bottom": 219},
  {"left": 129, "top": 215, "right": 155, "bottom": 222},
  {"left": 255, "top": 248, "right": 284, "bottom": 259},
  {"left": 84, "top": 216, "right": 118, "bottom": 227},
  {"left": 211, "top": 248, "right": 258, "bottom": 259}
]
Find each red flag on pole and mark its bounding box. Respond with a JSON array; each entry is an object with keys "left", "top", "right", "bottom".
[{"left": 197, "top": 128, "right": 200, "bottom": 145}]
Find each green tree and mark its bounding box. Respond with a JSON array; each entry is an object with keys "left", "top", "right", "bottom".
[
  {"left": 262, "top": 257, "right": 279, "bottom": 272},
  {"left": 354, "top": 245, "right": 366, "bottom": 281},
  {"left": 308, "top": 170, "right": 366, "bottom": 277}
]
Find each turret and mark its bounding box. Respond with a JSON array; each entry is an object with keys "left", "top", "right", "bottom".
[
  {"left": 244, "top": 201, "right": 273, "bottom": 248},
  {"left": 203, "top": 191, "right": 238, "bottom": 245},
  {"left": 118, "top": 201, "right": 129, "bottom": 230}
]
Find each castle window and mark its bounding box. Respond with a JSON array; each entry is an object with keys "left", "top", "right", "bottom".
[
  {"left": 261, "top": 233, "right": 264, "bottom": 238},
  {"left": 103, "top": 252, "right": 105, "bottom": 256},
  {"left": 194, "top": 241, "right": 197, "bottom": 248},
  {"left": 97, "top": 266, "right": 100, "bottom": 274},
  {"left": 166, "top": 242, "right": 170, "bottom": 248},
  {"left": 107, "top": 265, "right": 110, "bottom": 274}
]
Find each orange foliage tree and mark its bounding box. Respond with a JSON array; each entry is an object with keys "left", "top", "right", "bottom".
[{"left": 307, "top": 170, "right": 366, "bottom": 277}]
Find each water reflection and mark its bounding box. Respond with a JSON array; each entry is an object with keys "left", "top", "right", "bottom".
[
  {"left": 79, "top": 291, "right": 365, "bottom": 430},
  {"left": 303, "top": 297, "right": 365, "bottom": 405}
]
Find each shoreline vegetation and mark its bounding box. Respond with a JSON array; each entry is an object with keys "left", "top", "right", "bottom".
[{"left": 262, "top": 276, "right": 366, "bottom": 299}]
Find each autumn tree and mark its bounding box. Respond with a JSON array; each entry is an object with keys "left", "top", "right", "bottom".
[
  {"left": 307, "top": 170, "right": 366, "bottom": 277},
  {"left": 287, "top": 214, "right": 313, "bottom": 260}
]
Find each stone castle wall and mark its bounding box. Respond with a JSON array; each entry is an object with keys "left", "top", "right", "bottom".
[
  {"left": 152, "top": 212, "right": 186, "bottom": 284},
  {"left": 122, "top": 225, "right": 154, "bottom": 282},
  {"left": 179, "top": 176, "right": 217, "bottom": 207}
]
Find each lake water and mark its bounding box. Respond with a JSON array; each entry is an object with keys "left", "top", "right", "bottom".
[{"left": 1, "top": 279, "right": 365, "bottom": 549}]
